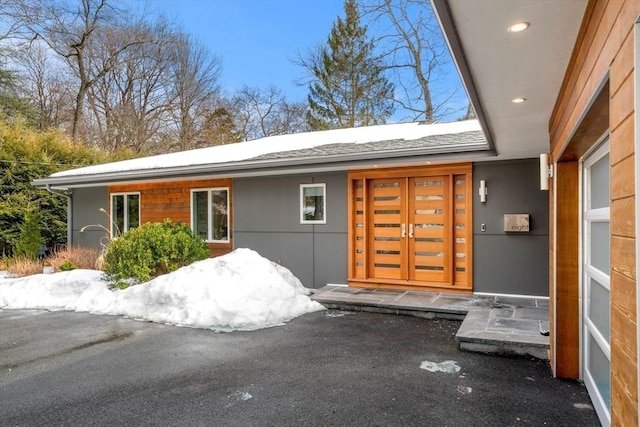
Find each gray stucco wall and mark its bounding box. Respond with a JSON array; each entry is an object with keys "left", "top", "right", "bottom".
[
  {"left": 70, "top": 187, "right": 108, "bottom": 250},
  {"left": 233, "top": 172, "right": 348, "bottom": 289},
  {"left": 473, "top": 159, "right": 549, "bottom": 296}
]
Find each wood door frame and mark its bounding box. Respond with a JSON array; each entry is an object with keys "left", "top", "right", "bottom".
[{"left": 348, "top": 164, "right": 473, "bottom": 293}]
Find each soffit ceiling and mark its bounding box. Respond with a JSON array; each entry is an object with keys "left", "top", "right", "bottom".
[{"left": 434, "top": 0, "right": 588, "bottom": 159}]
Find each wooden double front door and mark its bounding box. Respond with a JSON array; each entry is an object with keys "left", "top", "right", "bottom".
[{"left": 348, "top": 165, "right": 472, "bottom": 292}]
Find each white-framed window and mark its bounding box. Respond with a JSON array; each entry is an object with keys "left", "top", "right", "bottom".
[
  {"left": 191, "top": 188, "right": 229, "bottom": 242},
  {"left": 300, "top": 183, "right": 326, "bottom": 224},
  {"left": 110, "top": 192, "right": 140, "bottom": 237}
]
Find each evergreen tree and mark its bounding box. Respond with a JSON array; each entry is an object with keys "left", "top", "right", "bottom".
[
  {"left": 0, "top": 68, "right": 38, "bottom": 126},
  {"left": 14, "top": 209, "right": 42, "bottom": 259},
  {"left": 306, "top": 0, "right": 395, "bottom": 130},
  {"left": 0, "top": 118, "right": 132, "bottom": 255}
]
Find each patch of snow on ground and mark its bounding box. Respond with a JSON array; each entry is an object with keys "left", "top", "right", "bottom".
[
  {"left": 0, "top": 248, "right": 325, "bottom": 331},
  {"left": 420, "top": 360, "right": 461, "bottom": 374}
]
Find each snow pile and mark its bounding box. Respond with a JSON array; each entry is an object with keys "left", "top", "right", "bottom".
[{"left": 0, "top": 248, "right": 325, "bottom": 331}]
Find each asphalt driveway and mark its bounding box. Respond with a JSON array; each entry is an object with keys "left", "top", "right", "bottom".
[{"left": 1, "top": 308, "right": 599, "bottom": 426}]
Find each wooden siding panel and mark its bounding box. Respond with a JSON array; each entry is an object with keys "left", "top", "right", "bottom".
[
  {"left": 611, "top": 270, "right": 637, "bottom": 330},
  {"left": 611, "top": 235, "right": 636, "bottom": 281},
  {"left": 550, "top": 0, "right": 618, "bottom": 151},
  {"left": 611, "top": 154, "right": 635, "bottom": 201},
  {"left": 611, "top": 31, "right": 634, "bottom": 96},
  {"left": 612, "top": 372, "right": 639, "bottom": 427},
  {"left": 550, "top": 0, "right": 605, "bottom": 144},
  {"left": 610, "top": 72, "right": 634, "bottom": 132},
  {"left": 109, "top": 178, "right": 233, "bottom": 258},
  {"left": 612, "top": 302, "right": 638, "bottom": 365},
  {"left": 611, "top": 197, "right": 635, "bottom": 238},
  {"left": 611, "top": 303, "right": 638, "bottom": 427},
  {"left": 610, "top": 114, "right": 634, "bottom": 166}
]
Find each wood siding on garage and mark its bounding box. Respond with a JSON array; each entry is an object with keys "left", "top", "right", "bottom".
[
  {"left": 550, "top": 1, "right": 639, "bottom": 425},
  {"left": 109, "top": 179, "right": 233, "bottom": 258}
]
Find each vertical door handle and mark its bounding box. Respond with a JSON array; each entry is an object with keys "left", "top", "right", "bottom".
[
  {"left": 409, "top": 223, "right": 414, "bottom": 238},
  {"left": 401, "top": 223, "right": 406, "bottom": 238}
]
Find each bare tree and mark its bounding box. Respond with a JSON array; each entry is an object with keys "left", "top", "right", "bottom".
[
  {"left": 165, "top": 33, "right": 222, "bottom": 151},
  {"left": 15, "top": 42, "right": 74, "bottom": 131},
  {"left": 359, "top": 0, "right": 461, "bottom": 122},
  {"left": 3, "top": 0, "right": 149, "bottom": 143},
  {"left": 85, "top": 19, "right": 173, "bottom": 153},
  {"left": 231, "top": 85, "right": 307, "bottom": 141}
]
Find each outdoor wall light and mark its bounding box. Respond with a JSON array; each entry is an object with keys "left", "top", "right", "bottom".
[
  {"left": 540, "top": 153, "right": 553, "bottom": 191},
  {"left": 479, "top": 179, "right": 487, "bottom": 203},
  {"left": 508, "top": 21, "right": 529, "bottom": 33}
]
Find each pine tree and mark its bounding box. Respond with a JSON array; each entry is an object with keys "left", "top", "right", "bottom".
[
  {"left": 14, "top": 209, "right": 42, "bottom": 259},
  {"left": 306, "top": 0, "right": 395, "bottom": 130}
]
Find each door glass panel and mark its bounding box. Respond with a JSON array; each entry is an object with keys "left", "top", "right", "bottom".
[
  {"left": 112, "top": 194, "right": 124, "bottom": 236},
  {"left": 588, "top": 278, "right": 610, "bottom": 342},
  {"left": 192, "top": 191, "right": 209, "bottom": 240},
  {"left": 588, "top": 334, "right": 611, "bottom": 409},
  {"left": 590, "top": 222, "right": 610, "bottom": 273},
  {"left": 590, "top": 153, "right": 609, "bottom": 210},
  {"left": 127, "top": 194, "right": 140, "bottom": 229},
  {"left": 211, "top": 189, "right": 228, "bottom": 241}
]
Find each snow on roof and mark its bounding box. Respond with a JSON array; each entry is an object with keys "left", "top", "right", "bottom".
[{"left": 51, "top": 120, "right": 482, "bottom": 178}]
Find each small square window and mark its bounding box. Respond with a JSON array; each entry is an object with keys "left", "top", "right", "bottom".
[{"left": 301, "top": 183, "right": 326, "bottom": 224}]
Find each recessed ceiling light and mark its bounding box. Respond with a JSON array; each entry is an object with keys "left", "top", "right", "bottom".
[
  {"left": 512, "top": 97, "right": 526, "bottom": 104},
  {"left": 508, "top": 21, "right": 529, "bottom": 33}
]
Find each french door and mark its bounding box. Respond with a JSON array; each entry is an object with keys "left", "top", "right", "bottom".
[
  {"left": 582, "top": 138, "right": 610, "bottom": 426},
  {"left": 349, "top": 165, "right": 472, "bottom": 291}
]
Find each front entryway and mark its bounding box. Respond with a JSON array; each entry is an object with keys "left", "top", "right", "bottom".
[
  {"left": 582, "top": 136, "right": 610, "bottom": 425},
  {"left": 348, "top": 165, "right": 472, "bottom": 291}
]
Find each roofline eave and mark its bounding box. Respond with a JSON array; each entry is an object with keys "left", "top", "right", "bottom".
[
  {"left": 32, "top": 143, "right": 492, "bottom": 190},
  {"left": 430, "top": 0, "right": 496, "bottom": 153}
]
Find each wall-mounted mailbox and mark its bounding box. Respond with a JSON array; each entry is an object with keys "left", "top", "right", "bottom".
[{"left": 504, "top": 214, "right": 530, "bottom": 232}]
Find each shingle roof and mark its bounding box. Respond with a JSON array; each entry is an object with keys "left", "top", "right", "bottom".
[
  {"left": 249, "top": 130, "right": 486, "bottom": 161},
  {"left": 32, "top": 120, "right": 490, "bottom": 189}
]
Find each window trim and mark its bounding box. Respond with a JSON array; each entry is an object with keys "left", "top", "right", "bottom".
[
  {"left": 190, "top": 187, "right": 230, "bottom": 243},
  {"left": 300, "top": 183, "right": 327, "bottom": 224},
  {"left": 110, "top": 192, "right": 141, "bottom": 237}
]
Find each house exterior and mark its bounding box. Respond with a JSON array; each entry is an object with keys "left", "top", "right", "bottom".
[
  {"left": 33, "top": 0, "right": 635, "bottom": 424},
  {"left": 33, "top": 120, "right": 549, "bottom": 298},
  {"left": 431, "top": 0, "right": 639, "bottom": 425}
]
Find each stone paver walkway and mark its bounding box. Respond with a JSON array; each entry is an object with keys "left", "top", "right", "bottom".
[{"left": 311, "top": 285, "right": 549, "bottom": 359}]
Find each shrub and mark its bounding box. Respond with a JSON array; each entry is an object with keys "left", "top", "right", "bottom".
[
  {"left": 58, "top": 260, "right": 77, "bottom": 271},
  {"left": 4, "top": 256, "right": 42, "bottom": 276},
  {"left": 103, "top": 220, "right": 210, "bottom": 288},
  {"left": 46, "top": 246, "right": 101, "bottom": 271},
  {"left": 14, "top": 210, "right": 42, "bottom": 259}
]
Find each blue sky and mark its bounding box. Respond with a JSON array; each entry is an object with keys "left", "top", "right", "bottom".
[
  {"left": 147, "top": 0, "right": 345, "bottom": 101},
  {"left": 142, "top": 0, "right": 468, "bottom": 122}
]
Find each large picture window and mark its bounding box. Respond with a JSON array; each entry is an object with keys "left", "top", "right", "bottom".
[
  {"left": 111, "top": 193, "right": 140, "bottom": 237},
  {"left": 300, "top": 183, "right": 326, "bottom": 224},
  {"left": 191, "top": 188, "right": 229, "bottom": 242}
]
